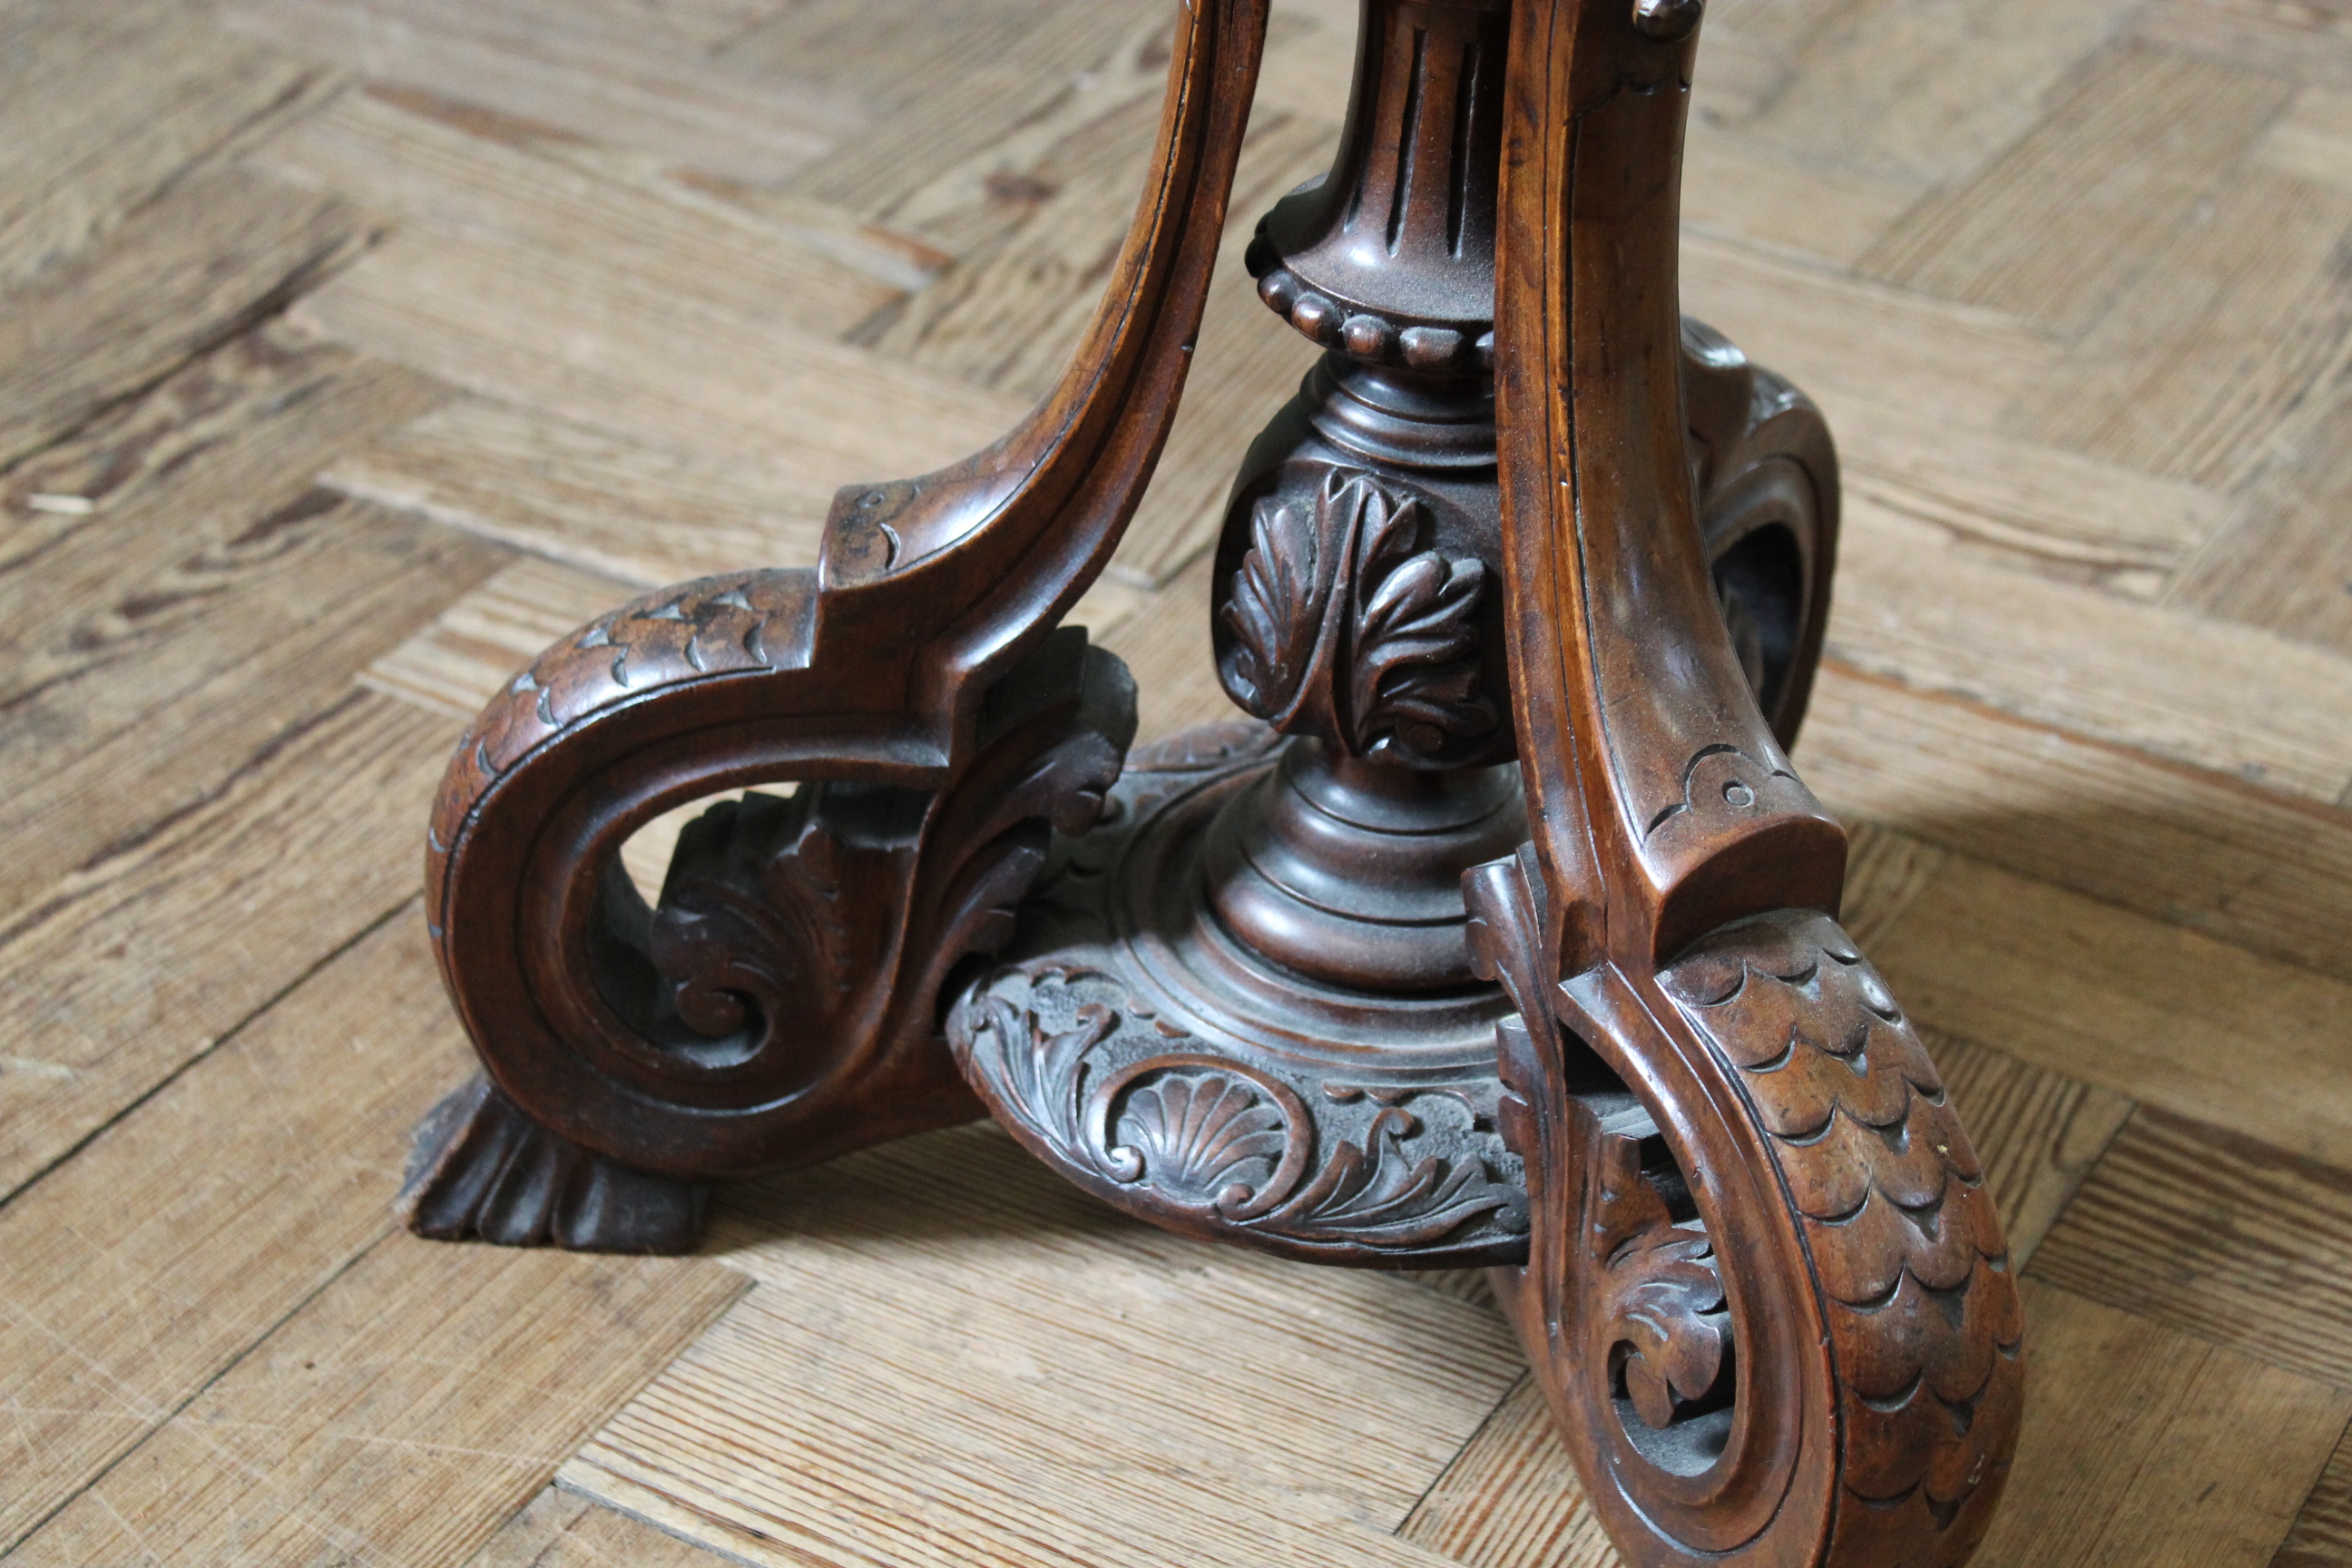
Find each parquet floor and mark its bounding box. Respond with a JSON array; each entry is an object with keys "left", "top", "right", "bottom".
[{"left": 3, "top": 0, "right": 2351, "bottom": 1563}]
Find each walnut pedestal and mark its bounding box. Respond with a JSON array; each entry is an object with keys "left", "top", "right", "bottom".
[{"left": 396, "top": 1, "right": 2025, "bottom": 1563}]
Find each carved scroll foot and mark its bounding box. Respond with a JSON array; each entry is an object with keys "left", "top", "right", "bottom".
[
  {"left": 1467, "top": 858, "right": 2024, "bottom": 1567},
  {"left": 398, "top": 1074, "right": 709, "bottom": 1254},
  {"left": 406, "top": 0, "right": 1266, "bottom": 1233}
]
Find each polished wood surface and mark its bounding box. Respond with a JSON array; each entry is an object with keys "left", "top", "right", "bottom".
[{"left": 4, "top": 0, "right": 2352, "bottom": 1563}]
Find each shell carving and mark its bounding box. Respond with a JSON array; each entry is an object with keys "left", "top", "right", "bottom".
[{"left": 1106, "top": 1071, "right": 1290, "bottom": 1207}]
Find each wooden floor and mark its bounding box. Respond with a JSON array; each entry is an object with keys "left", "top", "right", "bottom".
[{"left": 5, "top": 0, "right": 2352, "bottom": 1562}]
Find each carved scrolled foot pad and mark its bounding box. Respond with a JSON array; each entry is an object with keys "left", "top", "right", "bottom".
[
  {"left": 946, "top": 722, "right": 1532, "bottom": 1267},
  {"left": 398, "top": 1074, "right": 709, "bottom": 1254},
  {"left": 1656, "top": 910, "right": 2025, "bottom": 1557},
  {"left": 1471, "top": 854, "right": 2024, "bottom": 1568}
]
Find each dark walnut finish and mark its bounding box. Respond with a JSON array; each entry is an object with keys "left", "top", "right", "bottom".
[{"left": 398, "top": 0, "right": 2024, "bottom": 1562}]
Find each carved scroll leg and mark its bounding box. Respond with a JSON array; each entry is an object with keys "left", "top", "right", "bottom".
[
  {"left": 409, "top": 610, "right": 1132, "bottom": 1252},
  {"left": 1647, "top": 912, "right": 2024, "bottom": 1560},
  {"left": 405, "top": 0, "right": 1265, "bottom": 1250},
  {"left": 1470, "top": 861, "right": 2024, "bottom": 1568},
  {"left": 1478, "top": 0, "right": 2022, "bottom": 1553},
  {"left": 399, "top": 1074, "right": 707, "bottom": 1254}
]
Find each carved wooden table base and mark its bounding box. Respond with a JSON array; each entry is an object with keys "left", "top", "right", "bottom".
[
  {"left": 949, "top": 720, "right": 1533, "bottom": 1265},
  {"left": 395, "top": 0, "right": 2026, "bottom": 1562}
]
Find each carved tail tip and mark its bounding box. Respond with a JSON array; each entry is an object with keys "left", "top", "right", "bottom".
[{"left": 397, "top": 1073, "right": 710, "bottom": 1255}]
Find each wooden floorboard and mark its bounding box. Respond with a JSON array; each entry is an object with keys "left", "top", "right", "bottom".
[
  {"left": 465, "top": 1486, "right": 745, "bottom": 1568},
  {"left": 2032, "top": 1107, "right": 2352, "bottom": 1387},
  {"left": 2277, "top": 1421, "right": 2352, "bottom": 1568},
  {"left": 5, "top": 0, "right": 2352, "bottom": 1560},
  {"left": 559, "top": 1124, "right": 1523, "bottom": 1568},
  {"left": 0, "top": 167, "right": 377, "bottom": 472},
  {"left": 1966, "top": 1279, "right": 2352, "bottom": 1568}
]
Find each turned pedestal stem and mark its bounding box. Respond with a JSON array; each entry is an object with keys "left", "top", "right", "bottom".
[{"left": 1200, "top": 0, "right": 1523, "bottom": 996}]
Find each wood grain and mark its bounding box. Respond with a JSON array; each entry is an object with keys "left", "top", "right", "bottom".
[
  {"left": 1966, "top": 1279, "right": 2352, "bottom": 1568},
  {"left": 327, "top": 396, "right": 831, "bottom": 590},
  {"left": 1724, "top": 0, "right": 2122, "bottom": 188},
  {"left": 1094, "top": 548, "right": 1233, "bottom": 743},
  {"left": 1871, "top": 851, "right": 2352, "bottom": 1170},
  {"left": 294, "top": 223, "right": 1027, "bottom": 498},
  {"left": 5, "top": 1232, "right": 741, "bottom": 1568},
  {"left": 0, "top": 0, "right": 338, "bottom": 292},
  {"left": 1796, "top": 663, "right": 2352, "bottom": 986},
  {"left": 1932, "top": 1033, "right": 2135, "bottom": 1269},
  {"left": 219, "top": 0, "right": 862, "bottom": 183},
  {"left": 359, "top": 555, "right": 641, "bottom": 721},
  {"left": 0, "top": 331, "right": 450, "bottom": 665},
  {"left": 1681, "top": 234, "right": 2063, "bottom": 432},
  {"left": 250, "top": 85, "right": 902, "bottom": 338},
  {"left": 0, "top": 167, "right": 376, "bottom": 471},
  {"left": 2168, "top": 375, "right": 2352, "bottom": 661},
  {"left": 1860, "top": 45, "right": 2292, "bottom": 334},
  {"left": 0, "top": 487, "right": 500, "bottom": 921},
  {"left": 2006, "top": 164, "right": 2352, "bottom": 485},
  {"left": 1838, "top": 819, "right": 1951, "bottom": 950},
  {"left": 741, "top": 0, "right": 1171, "bottom": 230},
  {"left": 1105, "top": 117, "right": 1340, "bottom": 586},
  {"left": 856, "top": 5, "right": 1191, "bottom": 256},
  {"left": 1828, "top": 397, "right": 2226, "bottom": 594},
  {"left": 0, "top": 692, "right": 475, "bottom": 1201},
  {"left": 466, "top": 1487, "right": 741, "bottom": 1568},
  {"left": 868, "top": 104, "right": 1337, "bottom": 586},
  {"left": 1680, "top": 120, "right": 1917, "bottom": 269},
  {"left": 2033, "top": 1107, "right": 2352, "bottom": 1387},
  {"left": 0, "top": 916, "right": 472, "bottom": 1550},
  {"left": 1829, "top": 505, "right": 2352, "bottom": 800},
  {"left": 1395, "top": 1378, "right": 1622, "bottom": 1568},
  {"left": 862, "top": 90, "right": 1171, "bottom": 392},
  {"left": 2275, "top": 1422, "right": 2352, "bottom": 1568},
  {"left": 2136, "top": 0, "right": 2352, "bottom": 93},
  {"left": 559, "top": 1122, "right": 1524, "bottom": 1568},
  {"left": 2256, "top": 87, "right": 2352, "bottom": 193},
  {"left": 2, "top": 324, "right": 431, "bottom": 583}
]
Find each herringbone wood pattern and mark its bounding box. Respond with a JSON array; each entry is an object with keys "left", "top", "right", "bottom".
[{"left": 3, "top": 1, "right": 2350, "bottom": 1563}]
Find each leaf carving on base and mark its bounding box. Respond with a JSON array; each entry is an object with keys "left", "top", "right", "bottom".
[
  {"left": 950, "top": 967, "right": 1524, "bottom": 1250},
  {"left": 1264, "top": 1105, "right": 1525, "bottom": 1246},
  {"left": 1348, "top": 486, "right": 1494, "bottom": 763},
  {"left": 1589, "top": 1129, "right": 1729, "bottom": 1430},
  {"left": 964, "top": 985, "right": 1121, "bottom": 1166},
  {"left": 1216, "top": 470, "right": 1495, "bottom": 763},
  {"left": 1220, "top": 493, "right": 1321, "bottom": 717}
]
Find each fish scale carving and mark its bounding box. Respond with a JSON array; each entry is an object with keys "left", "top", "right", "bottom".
[{"left": 1662, "top": 910, "right": 2025, "bottom": 1556}]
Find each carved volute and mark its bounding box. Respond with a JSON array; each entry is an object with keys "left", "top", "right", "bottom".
[{"left": 1206, "top": 0, "right": 1520, "bottom": 992}]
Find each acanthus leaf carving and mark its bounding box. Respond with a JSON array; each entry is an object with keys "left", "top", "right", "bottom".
[
  {"left": 1216, "top": 469, "right": 1494, "bottom": 765},
  {"left": 1261, "top": 1104, "right": 1524, "bottom": 1246},
  {"left": 642, "top": 791, "right": 902, "bottom": 1054},
  {"left": 598, "top": 646, "right": 1128, "bottom": 1084},
  {"left": 970, "top": 987, "right": 1119, "bottom": 1164},
  {"left": 1348, "top": 488, "right": 1494, "bottom": 763},
  {"left": 949, "top": 966, "right": 1525, "bottom": 1255},
  {"left": 1220, "top": 492, "right": 1324, "bottom": 718},
  {"left": 1590, "top": 1126, "right": 1729, "bottom": 1431}
]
